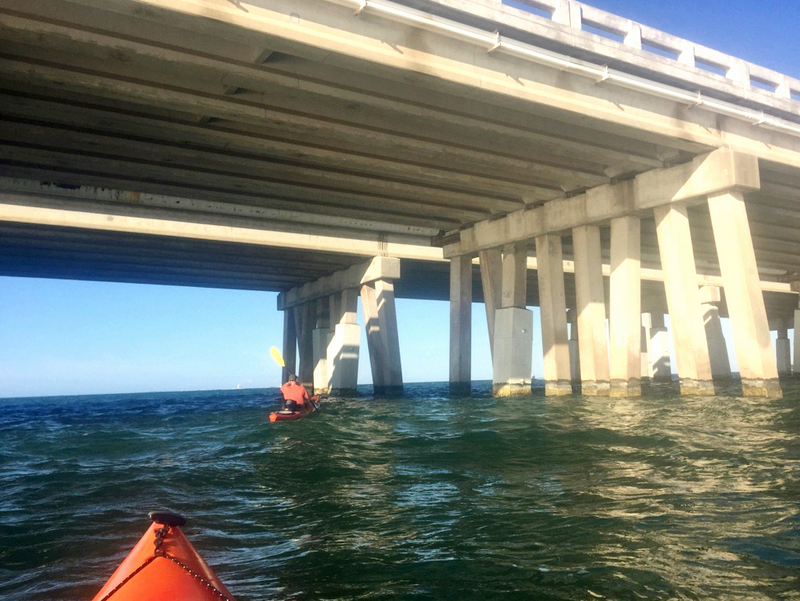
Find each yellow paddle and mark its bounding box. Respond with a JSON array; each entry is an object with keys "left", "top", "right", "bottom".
[{"left": 270, "top": 346, "right": 285, "bottom": 368}]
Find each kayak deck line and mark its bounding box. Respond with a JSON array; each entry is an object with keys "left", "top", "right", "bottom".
[{"left": 91, "top": 512, "right": 237, "bottom": 601}]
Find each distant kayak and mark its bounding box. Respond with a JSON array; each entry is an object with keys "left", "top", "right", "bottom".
[{"left": 91, "top": 512, "right": 236, "bottom": 601}]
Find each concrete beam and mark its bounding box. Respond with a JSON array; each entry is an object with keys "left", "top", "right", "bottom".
[
  {"left": 0, "top": 201, "right": 442, "bottom": 264},
  {"left": 444, "top": 149, "right": 760, "bottom": 257},
  {"left": 0, "top": 178, "right": 441, "bottom": 238},
  {"left": 3, "top": 189, "right": 793, "bottom": 295},
  {"left": 278, "top": 256, "right": 400, "bottom": 310}
]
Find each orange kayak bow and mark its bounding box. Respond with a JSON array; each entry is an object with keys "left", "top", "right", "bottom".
[{"left": 90, "top": 512, "right": 236, "bottom": 601}]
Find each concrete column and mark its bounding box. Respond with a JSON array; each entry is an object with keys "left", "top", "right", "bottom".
[
  {"left": 707, "top": 191, "right": 781, "bottom": 397},
  {"left": 361, "top": 279, "right": 403, "bottom": 395},
  {"left": 501, "top": 243, "right": 527, "bottom": 309},
  {"left": 641, "top": 313, "right": 651, "bottom": 379},
  {"left": 450, "top": 255, "right": 472, "bottom": 394},
  {"left": 699, "top": 286, "right": 732, "bottom": 380},
  {"left": 493, "top": 307, "right": 533, "bottom": 397},
  {"left": 653, "top": 204, "right": 714, "bottom": 395},
  {"left": 479, "top": 248, "right": 502, "bottom": 358},
  {"left": 609, "top": 216, "right": 641, "bottom": 397},
  {"left": 294, "top": 301, "right": 315, "bottom": 391},
  {"left": 568, "top": 309, "right": 580, "bottom": 384},
  {"left": 648, "top": 312, "right": 672, "bottom": 381},
  {"left": 535, "top": 234, "right": 572, "bottom": 395},
  {"left": 795, "top": 307, "right": 800, "bottom": 375},
  {"left": 328, "top": 289, "right": 360, "bottom": 395},
  {"left": 492, "top": 243, "right": 532, "bottom": 397},
  {"left": 282, "top": 307, "right": 297, "bottom": 380},
  {"left": 572, "top": 224, "right": 610, "bottom": 395},
  {"left": 774, "top": 321, "right": 791, "bottom": 377},
  {"left": 312, "top": 298, "right": 333, "bottom": 395},
  {"left": 376, "top": 279, "right": 403, "bottom": 392}
]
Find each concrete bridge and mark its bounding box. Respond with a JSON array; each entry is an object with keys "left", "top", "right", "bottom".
[{"left": 1, "top": 0, "right": 799, "bottom": 397}]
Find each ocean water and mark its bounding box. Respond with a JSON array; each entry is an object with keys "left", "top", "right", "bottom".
[{"left": 1, "top": 381, "right": 799, "bottom": 601}]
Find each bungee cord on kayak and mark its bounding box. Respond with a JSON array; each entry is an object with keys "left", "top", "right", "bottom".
[{"left": 91, "top": 512, "right": 237, "bottom": 601}]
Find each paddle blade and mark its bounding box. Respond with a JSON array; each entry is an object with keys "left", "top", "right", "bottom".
[{"left": 270, "top": 346, "right": 285, "bottom": 368}]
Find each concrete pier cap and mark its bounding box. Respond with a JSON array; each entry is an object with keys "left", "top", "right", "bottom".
[{"left": 278, "top": 256, "right": 403, "bottom": 396}]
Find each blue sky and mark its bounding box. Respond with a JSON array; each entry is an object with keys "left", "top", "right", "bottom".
[{"left": 1, "top": 0, "right": 798, "bottom": 398}]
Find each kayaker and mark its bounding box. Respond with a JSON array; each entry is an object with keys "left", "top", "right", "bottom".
[{"left": 280, "top": 374, "right": 311, "bottom": 411}]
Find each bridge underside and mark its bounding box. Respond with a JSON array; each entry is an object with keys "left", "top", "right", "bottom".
[
  {"left": 1, "top": 0, "right": 799, "bottom": 394},
  {"left": 0, "top": 217, "right": 795, "bottom": 320}
]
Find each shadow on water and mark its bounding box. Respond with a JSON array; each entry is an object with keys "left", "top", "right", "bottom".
[{"left": 1, "top": 381, "right": 798, "bottom": 600}]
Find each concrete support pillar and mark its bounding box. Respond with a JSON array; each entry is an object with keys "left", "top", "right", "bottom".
[
  {"left": 501, "top": 243, "right": 527, "bottom": 308},
  {"left": 646, "top": 312, "right": 672, "bottom": 382},
  {"left": 699, "top": 286, "right": 732, "bottom": 380},
  {"left": 479, "top": 248, "right": 502, "bottom": 359},
  {"left": 282, "top": 307, "right": 297, "bottom": 381},
  {"left": 312, "top": 298, "right": 333, "bottom": 395},
  {"left": 609, "top": 216, "right": 642, "bottom": 397},
  {"left": 493, "top": 307, "right": 533, "bottom": 397},
  {"left": 361, "top": 279, "right": 403, "bottom": 395},
  {"left": 795, "top": 306, "right": 800, "bottom": 375},
  {"left": 653, "top": 204, "right": 714, "bottom": 395},
  {"left": 294, "top": 301, "right": 315, "bottom": 391},
  {"left": 775, "top": 321, "right": 791, "bottom": 377},
  {"left": 535, "top": 234, "right": 572, "bottom": 395},
  {"left": 328, "top": 288, "right": 360, "bottom": 395},
  {"left": 568, "top": 309, "right": 580, "bottom": 384},
  {"left": 641, "top": 313, "right": 651, "bottom": 380},
  {"left": 449, "top": 255, "right": 472, "bottom": 394},
  {"left": 492, "top": 243, "right": 532, "bottom": 397},
  {"left": 707, "top": 191, "right": 782, "bottom": 397},
  {"left": 572, "top": 224, "right": 610, "bottom": 395}
]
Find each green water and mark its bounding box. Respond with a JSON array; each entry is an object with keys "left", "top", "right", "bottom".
[{"left": 1, "top": 381, "right": 799, "bottom": 600}]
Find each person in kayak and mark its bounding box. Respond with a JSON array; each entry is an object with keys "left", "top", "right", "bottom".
[{"left": 280, "top": 374, "right": 312, "bottom": 411}]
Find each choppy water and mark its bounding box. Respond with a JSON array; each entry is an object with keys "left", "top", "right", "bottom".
[{"left": 1, "top": 381, "right": 799, "bottom": 601}]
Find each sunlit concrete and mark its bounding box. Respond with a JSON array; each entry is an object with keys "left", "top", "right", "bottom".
[
  {"left": 609, "top": 216, "right": 642, "bottom": 397},
  {"left": 572, "top": 224, "right": 610, "bottom": 395},
  {"left": 653, "top": 204, "right": 714, "bottom": 395},
  {"left": 708, "top": 191, "right": 782, "bottom": 397},
  {"left": 328, "top": 289, "right": 360, "bottom": 395}
]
